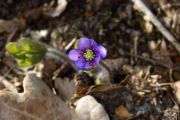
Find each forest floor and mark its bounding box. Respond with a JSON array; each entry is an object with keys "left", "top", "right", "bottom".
[{"left": 0, "top": 0, "right": 180, "bottom": 120}]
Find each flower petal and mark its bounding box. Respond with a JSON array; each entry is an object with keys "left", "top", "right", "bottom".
[
  {"left": 94, "top": 54, "right": 101, "bottom": 64},
  {"left": 85, "top": 55, "right": 101, "bottom": 69},
  {"left": 68, "top": 49, "right": 82, "bottom": 61},
  {"left": 98, "top": 45, "right": 107, "bottom": 58},
  {"left": 78, "top": 37, "right": 97, "bottom": 49},
  {"left": 85, "top": 61, "right": 93, "bottom": 68},
  {"left": 89, "top": 39, "right": 98, "bottom": 47},
  {"left": 75, "top": 58, "right": 86, "bottom": 70}
]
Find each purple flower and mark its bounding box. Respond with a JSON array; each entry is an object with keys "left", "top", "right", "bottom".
[{"left": 68, "top": 37, "right": 107, "bottom": 70}]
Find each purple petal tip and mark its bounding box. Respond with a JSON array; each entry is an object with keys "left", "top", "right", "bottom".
[
  {"left": 98, "top": 45, "right": 107, "bottom": 58},
  {"left": 68, "top": 49, "right": 82, "bottom": 61}
]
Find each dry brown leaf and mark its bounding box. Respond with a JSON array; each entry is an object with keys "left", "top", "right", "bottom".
[
  {"left": 55, "top": 77, "right": 76, "bottom": 102},
  {"left": 0, "top": 72, "right": 71, "bottom": 120},
  {"left": 0, "top": 82, "right": 4, "bottom": 90},
  {"left": 0, "top": 18, "right": 25, "bottom": 33},
  {"left": 115, "top": 105, "right": 133, "bottom": 120},
  {"left": 172, "top": 81, "right": 180, "bottom": 104}
]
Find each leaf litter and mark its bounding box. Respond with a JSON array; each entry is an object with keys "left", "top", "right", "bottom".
[{"left": 0, "top": 0, "right": 180, "bottom": 120}]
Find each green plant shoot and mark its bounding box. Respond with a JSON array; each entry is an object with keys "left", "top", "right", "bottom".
[{"left": 6, "top": 37, "right": 47, "bottom": 67}]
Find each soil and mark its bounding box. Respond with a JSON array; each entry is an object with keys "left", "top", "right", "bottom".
[{"left": 0, "top": 0, "right": 180, "bottom": 120}]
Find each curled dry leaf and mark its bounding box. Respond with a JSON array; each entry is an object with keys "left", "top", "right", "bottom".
[
  {"left": 0, "top": 72, "right": 71, "bottom": 120},
  {"left": 115, "top": 105, "right": 133, "bottom": 120},
  {"left": 55, "top": 78, "right": 76, "bottom": 102},
  {"left": 75, "top": 95, "right": 110, "bottom": 120}
]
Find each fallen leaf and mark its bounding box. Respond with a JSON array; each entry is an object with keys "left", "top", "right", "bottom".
[
  {"left": 75, "top": 95, "right": 110, "bottom": 120},
  {"left": 0, "top": 18, "right": 25, "bottom": 33},
  {"left": 115, "top": 105, "right": 133, "bottom": 120},
  {"left": 55, "top": 77, "right": 76, "bottom": 101},
  {"left": 0, "top": 72, "right": 71, "bottom": 120}
]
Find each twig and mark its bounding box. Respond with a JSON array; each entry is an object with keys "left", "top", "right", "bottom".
[
  {"left": 150, "top": 83, "right": 173, "bottom": 87},
  {"left": 132, "top": 35, "right": 139, "bottom": 63},
  {"left": 0, "top": 77, "right": 18, "bottom": 93},
  {"left": 169, "top": 68, "right": 174, "bottom": 82},
  {"left": 7, "top": 30, "right": 16, "bottom": 43},
  {"left": 0, "top": 67, "right": 18, "bottom": 93},
  {"left": 131, "top": 0, "right": 180, "bottom": 53},
  {"left": 65, "top": 38, "right": 77, "bottom": 51}
]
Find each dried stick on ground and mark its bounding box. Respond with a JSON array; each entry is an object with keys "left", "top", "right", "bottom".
[
  {"left": 131, "top": 0, "right": 180, "bottom": 54},
  {"left": 0, "top": 77, "right": 18, "bottom": 93}
]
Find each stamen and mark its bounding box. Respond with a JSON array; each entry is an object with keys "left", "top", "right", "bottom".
[{"left": 84, "top": 49, "right": 94, "bottom": 61}]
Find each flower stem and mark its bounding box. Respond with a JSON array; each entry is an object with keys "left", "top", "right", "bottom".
[
  {"left": 100, "top": 61, "right": 113, "bottom": 83},
  {"left": 47, "top": 48, "right": 78, "bottom": 72},
  {"left": 47, "top": 47, "right": 112, "bottom": 82}
]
